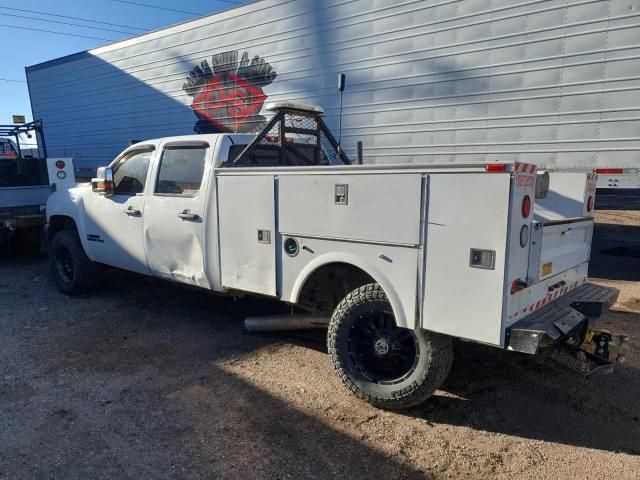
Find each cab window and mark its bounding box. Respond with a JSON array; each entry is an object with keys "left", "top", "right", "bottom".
[
  {"left": 112, "top": 149, "right": 153, "bottom": 196},
  {"left": 155, "top": 145, "right": 207, "bottom": 196}
]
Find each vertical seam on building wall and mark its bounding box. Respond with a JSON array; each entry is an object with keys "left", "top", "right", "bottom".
[
  {"left": 596, "top": 0, "right": 612, "bottom": 165},
  {"left": 485, "top": 0, "right": 493, "bottom": 162},
  {"left": 516, "top": 2, "right": 524, "bottom": 162},
  {"left": 555, "top": 3, "right": 569, "bottom": 165},
  {"left": 450, "top": 0, "right": 460, "bottom": 161}
]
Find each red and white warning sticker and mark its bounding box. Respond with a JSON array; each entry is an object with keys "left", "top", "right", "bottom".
[{"left": 514, "top": 162, "right": 537, "bottom": 189}]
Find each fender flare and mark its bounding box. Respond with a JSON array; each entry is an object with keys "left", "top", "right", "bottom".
[
  {"left": 47, "top": 194, "right": 91, "bottom": 259},
  {"left": 287, "top": 252, "right": 412, "bottom": 329}
]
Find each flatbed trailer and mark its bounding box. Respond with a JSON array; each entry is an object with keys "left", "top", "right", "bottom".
[{"left": 0, "top": 121, "right": 51, "bottom": 255}]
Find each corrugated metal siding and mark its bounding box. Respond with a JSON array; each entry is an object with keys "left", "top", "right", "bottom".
[{"left": 27, "top": 0, "right": 640, "bottom": 170}]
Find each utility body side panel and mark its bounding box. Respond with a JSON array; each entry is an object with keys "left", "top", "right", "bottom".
[
  {"left": 422, "top": 173, "right": 511, "bottom": 346},
  {"left": 282, "top": 238, "right": 419, "bottom": 330},
  {"left": 278, "top": 173, "right": 422, "bottom": 245}
]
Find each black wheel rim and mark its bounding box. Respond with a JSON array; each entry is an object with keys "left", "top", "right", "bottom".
[
  {"left": 347, "top": 309, "right": 419, "bottom": 385},
  {"left": 55, "top": 247, "right": 74, "bottom": 285}
]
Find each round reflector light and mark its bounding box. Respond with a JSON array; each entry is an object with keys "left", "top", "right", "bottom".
[
  {"left": 522, "top": 195, "right": 532, "bottom": 218},
  {"left": 520, "top": 224, "right": 529, "bottom": 248},
  {"left": 587, "top": 196, "right": 594, "bottom": 212},
  {"left": 55, "top": 160, "right": 65, "bottom": 169}
]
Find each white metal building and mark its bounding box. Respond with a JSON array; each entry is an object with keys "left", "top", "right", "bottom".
[{"left": 26, "top": 0, "right": 640, "bottom": 173}]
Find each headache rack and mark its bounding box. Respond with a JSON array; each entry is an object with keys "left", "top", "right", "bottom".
[
  {"left": 0, "top": 120, "right": 49, "bottom": 188},
  {"left": 0, "top": 120, "right": 47, "bottom": 159},
  {"left": 223, "top": 101, "right": 351, "bottom": 168}
]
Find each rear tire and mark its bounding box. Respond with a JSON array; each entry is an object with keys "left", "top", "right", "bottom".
[
  {"left": 50, "top": 230, "right": 100, "bottom": 295},
  {"left": 328, "top": 283, "right": 453, "bottom": 410}
]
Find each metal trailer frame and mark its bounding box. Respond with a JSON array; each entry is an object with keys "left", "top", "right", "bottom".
[
  {"left": 0, "top": 120, "right": 50, "bottom": 255},
  {"left": 0, "top": 120, "right": 47, "bottom": 160}
]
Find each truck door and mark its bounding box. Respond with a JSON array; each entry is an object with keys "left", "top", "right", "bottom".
[
  {"left": 142, "top": 140, "right": 212, "bottom": 287},
  {"left": 83, "top": 146, "right": 154, "bottom": 274}
]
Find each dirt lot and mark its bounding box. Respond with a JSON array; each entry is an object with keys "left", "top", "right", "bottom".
[{"left": 1, "top": 212, "right": 639, "bottom": 479}]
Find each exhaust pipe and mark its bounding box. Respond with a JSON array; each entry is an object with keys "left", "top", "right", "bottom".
[{"left": 243, "top": 314, "right": 330, "bottom": 332}]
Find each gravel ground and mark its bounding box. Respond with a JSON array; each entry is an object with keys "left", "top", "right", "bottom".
[{"left": 1, "top": 211, "right": 639, "bottom": 479}]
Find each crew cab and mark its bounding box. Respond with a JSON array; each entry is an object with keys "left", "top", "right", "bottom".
[{"left": 45, "top": 102, "right": 619, "bottom": 410}]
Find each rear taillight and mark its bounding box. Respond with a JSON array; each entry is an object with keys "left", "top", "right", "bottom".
[
  {"left": 55, "top": 160, "right": 65, "bottom": 169},
  {"left": 522, "top": 195, "right": 531, "bottom": 218},
  {"left": 511, "top": 279, "right": 528, "bottom": 294},
  {"left": 595, "top": 168, "right": 623, "bottom": 174},
  {"left": 587, "top": 196, "right": 593, "bottom": 212}
]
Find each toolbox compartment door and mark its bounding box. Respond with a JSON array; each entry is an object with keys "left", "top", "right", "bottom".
[
  {"left": 422, "top": 173, "right": 511, "bottom": 346},
  {"left": 217, "top": 174, "right": 277, "bottom": 296},
  {"left": 278, "top": 173, "right": 422, "bottom": 245}
]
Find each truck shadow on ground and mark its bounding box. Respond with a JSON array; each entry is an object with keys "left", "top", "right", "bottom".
[
  {"left": 1, "top": 262, "right": 429, "bottom": 479},
  {"left": 3, "top": 258, "right": 638, "bottom": 480},
  {"left": 133, "top": 270, "right": 640, "bottom": 456},
  {"left": 72, "top": 270, "right": 640, "bottom": 457},
  {"left": 414, "top": 340, "right": 640, "bottom": 455},
  {"left": 271, "top": 325, "right": 640, "bottom": 455}
]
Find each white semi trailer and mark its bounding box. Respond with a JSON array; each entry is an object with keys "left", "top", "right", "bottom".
[{"left": 26, "top": 0, "right": 640, "bottom": 200}]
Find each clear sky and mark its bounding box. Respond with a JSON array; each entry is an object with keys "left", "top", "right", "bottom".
[{"left": 0, "top": 0, "right": 251, "bottom": 125}]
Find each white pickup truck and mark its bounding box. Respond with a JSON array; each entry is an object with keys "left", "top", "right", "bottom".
[{"left": 45, "top": 102, "right": 620, "bottom": 410}]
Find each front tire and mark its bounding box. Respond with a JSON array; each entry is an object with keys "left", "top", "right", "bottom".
[
  {"left": 328, "top": 283, "right": 453, "bottom": 410},
  {"left": 50, "top": 230, "right": 100, "bottom": 295}
]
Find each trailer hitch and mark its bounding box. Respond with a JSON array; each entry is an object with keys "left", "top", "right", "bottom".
[{"left": 584, "top": 329, "right": 631, "bottom": 364}]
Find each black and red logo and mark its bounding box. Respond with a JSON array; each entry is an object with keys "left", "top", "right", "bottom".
[{"left": 183, "top": 51, "right": 277, "bottom": 134}]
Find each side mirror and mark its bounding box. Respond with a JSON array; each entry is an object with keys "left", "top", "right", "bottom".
[{"left": 91, "top": 167, "right": 114, "bottom": 197}]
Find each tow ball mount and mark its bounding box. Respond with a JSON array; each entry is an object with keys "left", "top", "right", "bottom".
[
  {"left": 545, "top": 343, "right": 614, "bottom": 379},
  {"left": 545, "top": 330, "right": 631, "bottom": 379}
]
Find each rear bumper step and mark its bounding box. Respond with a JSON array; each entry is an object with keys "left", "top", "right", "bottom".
[
  {"left": 506, "top": 283, "right": 619, "bottom": 354},
  {"left": 545, "top": 343, "right": 614, "bottom": 379}
]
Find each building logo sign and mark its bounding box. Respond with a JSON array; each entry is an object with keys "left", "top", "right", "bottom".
[{"left": 183, "top": 51, "right": 277, "bottom": 134}]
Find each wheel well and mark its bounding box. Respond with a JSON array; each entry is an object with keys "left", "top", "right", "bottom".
[
  {"left": 48, "top": 215, "right": 78, "bottom": 242},
  {"left": 297, "top": 262, "right": 376, "bottom": 313}
]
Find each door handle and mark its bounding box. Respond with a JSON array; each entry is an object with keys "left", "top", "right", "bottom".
[
  {"left": 124, "top": 206, "right": 141, "bottom": 216},
  {"left": 177, "top": 210, "right": 199, "bottom": 221}
]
